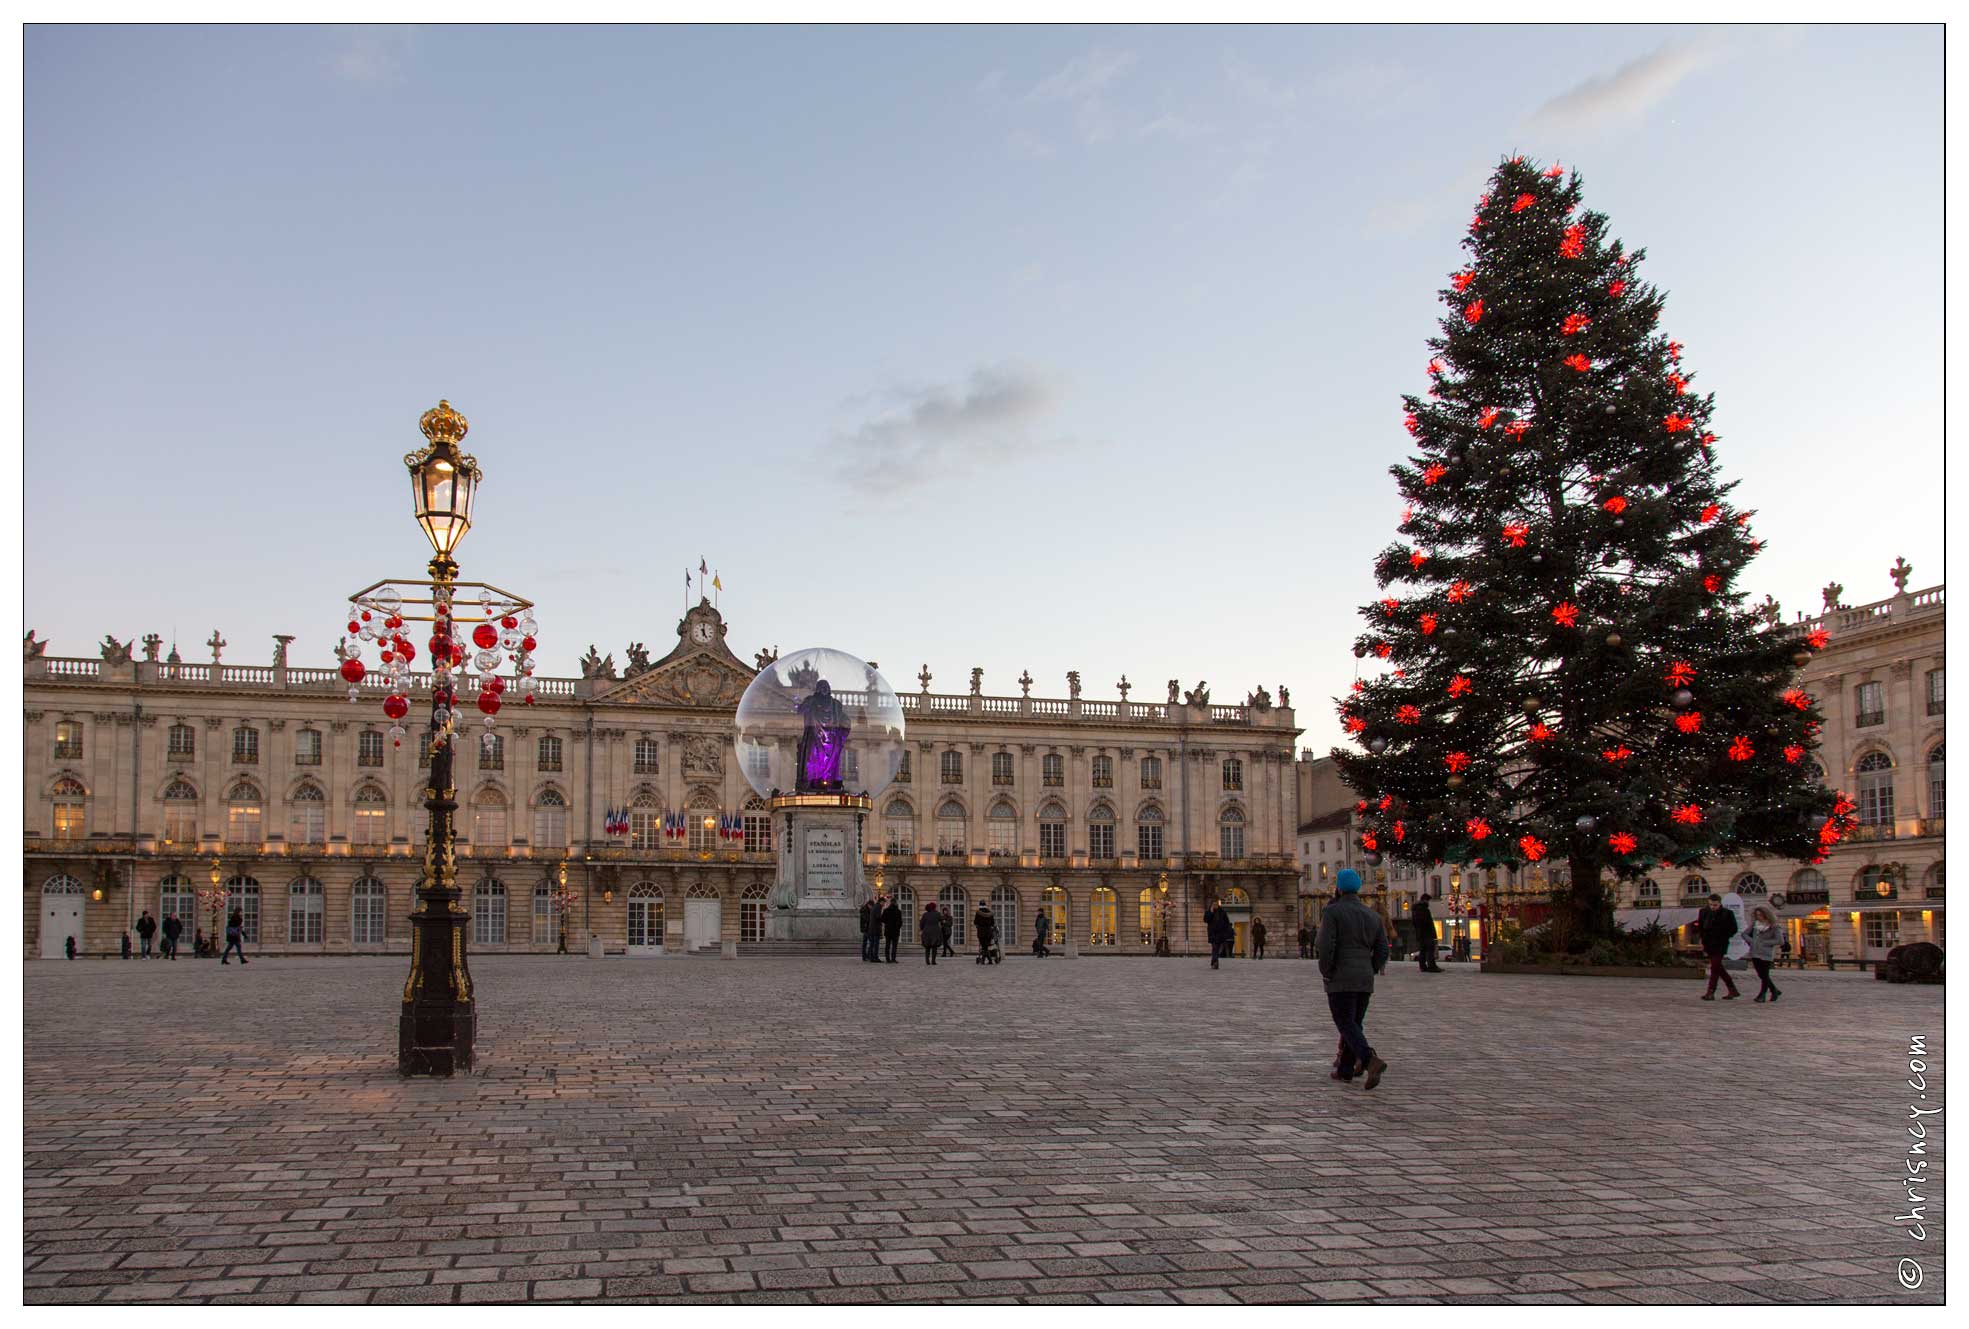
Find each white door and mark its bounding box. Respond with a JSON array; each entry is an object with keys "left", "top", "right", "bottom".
[
  {"left": 41, "top": 895, "right": 83, "bottom": 958},
  {"left": 685, "top": 897, "right": 720, "bottom": 950}
]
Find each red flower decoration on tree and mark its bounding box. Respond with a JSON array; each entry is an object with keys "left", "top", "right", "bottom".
[
  {"left": 1671, "top": 803, "right": 1703, "bottom": 825},
  {"left": 1551, "top": 601, "right": 1579, "bottom": 627},
  {"left": 1427, "top": 358, "right": 1443, "bottom": 376},
  {"left": 1444, "top": 751, "right": 1470, "bottom": 773},
  {"left": 1378, "top": 795, "right": 1393, "bottom": 811},
  {"left": 1664, "top": 413, "right": 1693, "bottom": 433},
  {"left": 1602, "top": 496, "right": 1628, "bottom": 514},
  {"left": 1392, "top": 820, "right": 1406, "bottom": 842},
  {"left": 1559, "top": 223, "right": 1586, "bottom": 258},
  {"left": 1665, "top": 660, "right": 1696, "bottom": 686},
  {"left": 1361, "top": 831, "right": 1377, "bottom": 851},
  {"left": 1674, "top": 712, "right": 1703, "bottom": 734},
  {"left": 1478, "top": 406, "right": 1500, "bottom": 429},
  {"left": 1502, "top": 524, "right": 1528, "bottom": 548},
  {"left": 1727, "top": 736, "right": 1755, "bottom": 762},
  {"left": 1608, "top": 832, "right": 1637, "bottom": 855},
  {"left": 1404, "top": 410, "right": 1421, "bottom": 436},
  {"left": 1503, "top": 419, "right": 1530, "bottom": 438},
  {"left": 1602, "top": 745, "right": 1633, "bottom": 763},
  {"left": 1833, "top": 793, "right": 1857, "bottom": 817},
  {"left": 1447, "top": 580, "right": 1472, "bottom": 603},
  {"left": 1529, "top": 722, "right": 1554, "bottom": 741},
  {"left": 1466, "top": 817, "right": 1493, "bottom": 840},
  {"left": 1464, "top": 298, "right": 1484, "bottom": 325},
  {"left": 1608, "top": 279, "right": 1628, "bottom": 297},
  {"left": 1667, "top": 372, "right": 1688, "bottom": 395},
  {"left": 1419, "top": 613, "right": 1438, "bottom": 635},
  {"left": 1561, "top": 313, "right": 1591, "bottom": 336},
  {"left": 1447, "top": 675, "right": 1472, "bottom": 697},
  {"left": 1700, "top": 431, "right": 1716, "bottom": 449},
  {"left": 1667, "top": 339, "right": 1682, "bottom": 362},
  {"left": 1519, "top": 834, "right": 1547, "bottom": 861},
  {"left": 1806, "top": 629, "right": 1829, "bottom": 650},
  {"left": 1699, "top": 503, "right": 1722, "bottom": 524},
  {"left": 1544, "top": 164, "right": 1564, "bottom": 179},
  {"left": 1452, "top": 269, "right": 1476, "bottom": 292},
  {"left": 1381, "top": 596, "right": 1400, "bottom": 617},
  {"left": 1511, "top": 192, "right": 1536, "bottom": 212},
  {"left": 1344, "top": 715, "right": 1366, "bottom": 734},
  {"left": 1350, "top": 679, "right": 1366, "bottom": 693},
  {"left": 1355, "top": 800, "right": 1368, "bottom": 814},
  {"left": 1703, "top": 574, "right": 1723, "bottom": 593},
  {"left": 1375, "top": 642, "right": 1392, "bottom": 659},
  {"left": 1410, "top": 550, "right": 1428, "bottom": 569},
  {"left": 1783, "top": 744, "right": 1804, "bottom": 764},
  {"left": 1397, "top": 705, "right": 1422, "bottom": 725},
  {"left": 1781, "top": 689, "right": 1810, "bottom": 710},
  {"left": 1563, "top": 353, "right": 1592, "bottom": 372}
]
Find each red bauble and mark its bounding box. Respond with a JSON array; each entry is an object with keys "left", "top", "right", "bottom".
[
  {"left": 521, "top": 635, "right": 537, "bottom": 652},
  {"left": 397, "top": 640, "right": 416, "bottom": 662},
  {"left": 1702, "top": 574, "right": 1723, "bottom": 594},
  {"left": 382, "top": 694, "right": 409, "bottom": 720},
  {"left": 1602, "top": 496, "right": 1627, "bottom": 514},
  {"left": 502, "top": 616, "right": 518, "bottom": 630},
  {"left": 360, "top": 611, "right": 371, "bottom": 621},
  {"left": 347, "top": 620, "right": 360, "bottom": 634},
  {"left": 477, "top": 692, "right": 501, "bottom": 715},
  {"left": 473, "top": 623, "right": 499, "bottom": 649},
  {"left": 339, "top": 658, "right": 365, "bottom": 684},
  {"left": 429, "top": 634, "right": 453, "bottom": 659},
  {"left": 489, "top": 676, "right": 506, "bottom": 694}
]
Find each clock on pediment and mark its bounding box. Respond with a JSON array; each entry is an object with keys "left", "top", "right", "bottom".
[{"left": 592, "top": 597, "right": 756, "bottom": 709}]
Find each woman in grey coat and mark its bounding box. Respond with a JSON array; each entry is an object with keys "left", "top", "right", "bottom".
[{"left": 1744, "top": 905, "right": 1783, "bottom": 1003}]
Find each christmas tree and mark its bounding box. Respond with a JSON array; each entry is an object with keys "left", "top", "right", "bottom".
[{"left": 1330, "top": 156, "right": 1856, "bottom": 944}]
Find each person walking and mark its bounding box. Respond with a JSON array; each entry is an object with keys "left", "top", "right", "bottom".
[
  {"left": 1032, "top": 909, "right": 1051, "bottom": 958},
  {"left": 1298, "top": 922, "right": 1312, "bottom": 959},
  {"left": 1252, "top": 915, "right": 1269, "bottom": 960},
  {"left": 1410, "top": 894, "right": 1443, "bottom": 972},
  {"left": 920, "top": 902, "right": 943, "bottom": 964},
  {"left": 64, "top": 934, "right": 77, "bottom": 961},
  {"left": 881, "top": 895, "right": 903, "bottom": 964},
  {"left": 1317, "top": 869, "right": 1389, "bottom": 1089},
  {"left": 859, "top": 896, "right": 879, "bottom": 963},
  {"left": 1205, "top": 901, "right": 1231, "bottom": 968},
  {"left": 221, "top": 908, "right": 249, "bottom": 965},
  {"left": 1745, "top": 905, "right": 1784, "bottom": 1003},
  {"left": 938, "top": 903, "right": 956, "bottom": 958},
  {"left": 121, "top": 931, "right": 133, "bottom": 960},
  {"left": 1696, "top": 893, "right": 1739, "bottom": 1000},
  {"left": 161, "top": 912, "right": 181, "bottom": 960},
  {"left": 974, "top": 902, "right": 997, "bottom": 963},
  {"left": 136, "top": 910, "right": 156, "bottom": 959}
]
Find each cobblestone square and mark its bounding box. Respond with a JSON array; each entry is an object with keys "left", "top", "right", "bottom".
[{"left": 23, "top": 954, "right": 1944, "bottom": 1304}]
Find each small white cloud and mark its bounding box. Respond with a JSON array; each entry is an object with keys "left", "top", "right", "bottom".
[
  {"left": 1531, "top": 39, "right": 1722, "bottom": 131},
  {"left": 1026, "top": 47, "right": 1137, "bottom": 145},
  {"left": 831, "top": 365, "right": 1068, "bottom": 495}
]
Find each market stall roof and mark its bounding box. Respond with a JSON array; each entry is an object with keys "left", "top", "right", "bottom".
[{"left": 1615, "top": 906, "right": 1701, "bottom": 931}]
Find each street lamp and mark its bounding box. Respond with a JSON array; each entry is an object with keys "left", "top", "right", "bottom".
[{"left": 339, "top": 400, "right": 540, "bottom": 1077}]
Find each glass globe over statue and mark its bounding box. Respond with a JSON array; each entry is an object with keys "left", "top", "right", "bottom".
[{"left": 734, "top": 647, "right": 905, "bottom": 800}]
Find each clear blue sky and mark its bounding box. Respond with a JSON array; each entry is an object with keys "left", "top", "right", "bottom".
[{"left": 24, "top": 24, "right": 1942, "bottom": 752}]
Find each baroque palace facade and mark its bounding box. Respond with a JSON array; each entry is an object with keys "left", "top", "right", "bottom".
[{"left": 23, "top": 600, "right": 1301, "bottom": 959}]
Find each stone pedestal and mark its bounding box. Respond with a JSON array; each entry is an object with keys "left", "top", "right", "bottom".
[{"left": 766, "top": 793, "right": 872, "bottom": 946}]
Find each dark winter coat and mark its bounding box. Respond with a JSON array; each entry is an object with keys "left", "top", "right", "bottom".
[
  {"left": 1315, "top": 895, "right": 1389, "bottom": 994},
  {"left": 1697, "top": 905, "right": 1738, "bottom": 957},
  {"left": 881, "top": 902, "right": 903, "bottom": 939},
  {"left": 1205, "top": 908, "right": 1232, "bottom": 944},
  {"left": 919, "top": 908, "right": 942, "bottom": 946},
  {"left": 937, "top": 911, "right": 954, "bottom": 945},
  {"left": 162, "top": 916, "right": 182, "bottom": 941},
  {"left": 1410, "top": 897, "right": 1435, "bottom": 941},
  {"left": 974, "top": 910, "right": 996, "bottom": 945},
  {"left": 136, "top": 915, "right": 156, "bottom": 939},
  {"left": 860, "top": 900, "right": 876, "bottom": 936},
  {"left": 1034, "top": 913, "right": 1052, "bottom": 943},
  {"left": 1252, "top": 919, "right": 1268, "bottom": 944}
]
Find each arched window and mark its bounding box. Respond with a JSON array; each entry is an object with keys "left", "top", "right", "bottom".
[
  {"left": 225, "top": 875, "right": 262, "bottom": 943},
  {"left": 226, "top": 780, "right": 264, "bottom": 845},
  {"left": 351, "top": 876, "right": 386, "bottom": 945},
  {"left": 352, "top": 785, "right": 388, "bottom": 845},
  {"left": 1681, "top": 874, "right": 1709, "bottom": 902},
  {"left": 1091, "top": 755, "right": 1114, "bottom": 788},
  {"left": 1139, "top": 755, "right": 1163, "bottom": 789},
  {"left": 1137, "top": 887, "right": 1158, "bottom": 944},
  {"left": 532, "top": 881, "right": 557, "bottom": 945},
  {"left": 630, "top": 790, "right": 662, "bottom": 850},
  {"left": 1222, "top": 757, "right": 1243, "bottom": 791},
  {"left": 42, "top": 874, "right": 84, "bottom": 958},
  {"left": 51, "top": 776, "right": 87, "bottom": 840},
  {"left": 1856, "top": 751, "right": 1895, "bottom": 826},
  {"left": 473, "top": 877, "right": 507, "bottom": 944},
  {"left": 232, "top": 725, "right": 259, "bottom": 764},
  {"left": 537, "top": 735, "right": 563, "bottom": 772},
  {"left": 358, "top": 730, "right": 385, "bottom": 767},
  {"left": 935, "top": 798, "right": 967, "bottom": 857},
  {"left": 1040, "top": 885, "right": 1069, "bottom": 944},
  {"left": 686, "top": 791, "right": 718, "bottom": 852},
  {"left": 472, "top": 787, "right": 509, "bottom": 846},
  {"left": 1087, "top": 804, "right": 1116, "bottom": 860},
  {"left": 627, "top": 882, "right": 664, "bottom": 949},
  {"left": 1789, "top": 867, "right": 1828, "bottom": 898},
  {"left": 742, "top": 796, "right": 771, "bottom": 854},
  {"left": 1042, "top": 753, "right": 1064, "bottom": 787},
  {"left": 480, "top": 733, "right": 505, "bottom": 771},
  {"left": 1636, "top": 876, "right": 1661, "bottom": 901},
  {"left": 1219, "top": 806, "right": 1246, "bottom": 860},
  {"left": 289, "top": 782, "right": 326, "bottom": 845},
  {"left": 1038, "top": 801, "right": 1067, "bottom": 859},
  {"left": 883, "top": 798, "right": 915, "bottom": 854},
  {"left": 167, "top": 722, "right": 196, "bottom": 758},
  {"left": 287, "top": 876, "right": 324, "bottom": 944},
  {"left": 533, "top": 787, "right": 568, "bottom": 849},
  {"left": 1089, "top": 886, "right": 1117, "bottom": 945},
  {"left": 937, "top": 885, "right": 968, "bottom": 944},
  {"left": 1928, "top": 744, "right": 1945, "bottom": 817},
  {"left": 44, "top": 873, "right": 83, "bottom": 895},
  {"left": 940, "top": 750, "right": 964, "bottom": 784},
  {"left": 1137, "top": 804, "right": 1165, "bottom": 861},
  {"left": 986, "top": 801, "right": 1018, "bottom": 857},
  {"left": 1732, "top": 872, "right": 1767, "bottom": 897},
  {"left": 740, "top": 882, "right": 771, "bottom": 943},
  {"left": 158, "top": 873, "right": 195, "bottom": 932},
  {"left": 895, "top": 885, "right": 916, "bottom": 919},
  {"left": 991, "top": 886, "right": 1020, "bottom": 946}
]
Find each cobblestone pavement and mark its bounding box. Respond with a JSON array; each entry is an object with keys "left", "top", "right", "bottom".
[{"left": 23, "top": 953, "right": 1944, "bottom": 1305}]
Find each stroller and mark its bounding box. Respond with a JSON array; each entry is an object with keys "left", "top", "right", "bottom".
[{"left": 977, "top": 930, "right": 1003, "bottom": 964}]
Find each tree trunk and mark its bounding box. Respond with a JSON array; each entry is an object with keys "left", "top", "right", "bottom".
[{"left": 1562, "top": 850, "right": 1615, "bottom": 950}]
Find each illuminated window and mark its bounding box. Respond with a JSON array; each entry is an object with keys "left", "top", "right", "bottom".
[
  {"left": 51, "top": 777, "right": 87, "bottom": 840},
  {"left": 1040, "top": 885, "right": 1069, "bottom": 944},
  {"left": 53, "top": 720, "right": 84, "bottom": 760},
  {"left": 288, "top": 783, "right": 326, "bottom": 845},
  {"left": 742, "top": 797, "right": 771, "bottom": 853},
  {"left": 352, "top": 785, "right": 388, "bottom": 845},
  {"left": 226, "top": 780, "right": 264, "bottom": 845},
  {"left": 532, "top": 881, "right": 557, "bottom": 944},
  {"left": 1928, "top": 744, "right": 1945, "bottom": 816},
  {"left": 687, "top": 796, "right": 718, "bottom": 852},
  {"left": 630, "top": 792, "right": 662, "bottom": 850},
  {"left": 162, "top": 779, "right": 199, "bottom": 845},
  {"left": 1089, "top": 886, "right": 1117, "bottom": 945},
  {"left": 883, "top": 798, "right": 914, "bottom": 854},
  {"left": 1137, "top": 887, "right": 1157, "bottom": 944},
  {"left": 935, "top": 798, "right": 967, "bottom": 857}
]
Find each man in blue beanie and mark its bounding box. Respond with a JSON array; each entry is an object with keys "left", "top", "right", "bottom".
[{"left": 1316, "top": 869, "right": 1390, "bottom": 1089}]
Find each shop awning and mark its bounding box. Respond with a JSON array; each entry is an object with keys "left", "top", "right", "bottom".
[{"left": 1615, "top": 906, "right": 1701, "bottom": 930}]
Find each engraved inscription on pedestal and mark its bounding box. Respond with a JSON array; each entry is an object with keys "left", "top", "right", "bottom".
[{"left": 803, "top": 827, "right": 847, "bottom": 906}]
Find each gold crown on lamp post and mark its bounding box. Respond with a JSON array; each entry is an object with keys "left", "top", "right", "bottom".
[{"left": 419, "top": 399, "right": 470, "bottom": 444}]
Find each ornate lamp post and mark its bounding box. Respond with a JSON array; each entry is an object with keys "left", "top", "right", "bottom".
[
  {"left": 197, "top": 861, "right": 228, "bottom": 958},
  {"left": 338, "top": 401, "right": 540, "bottom": 1076}
]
